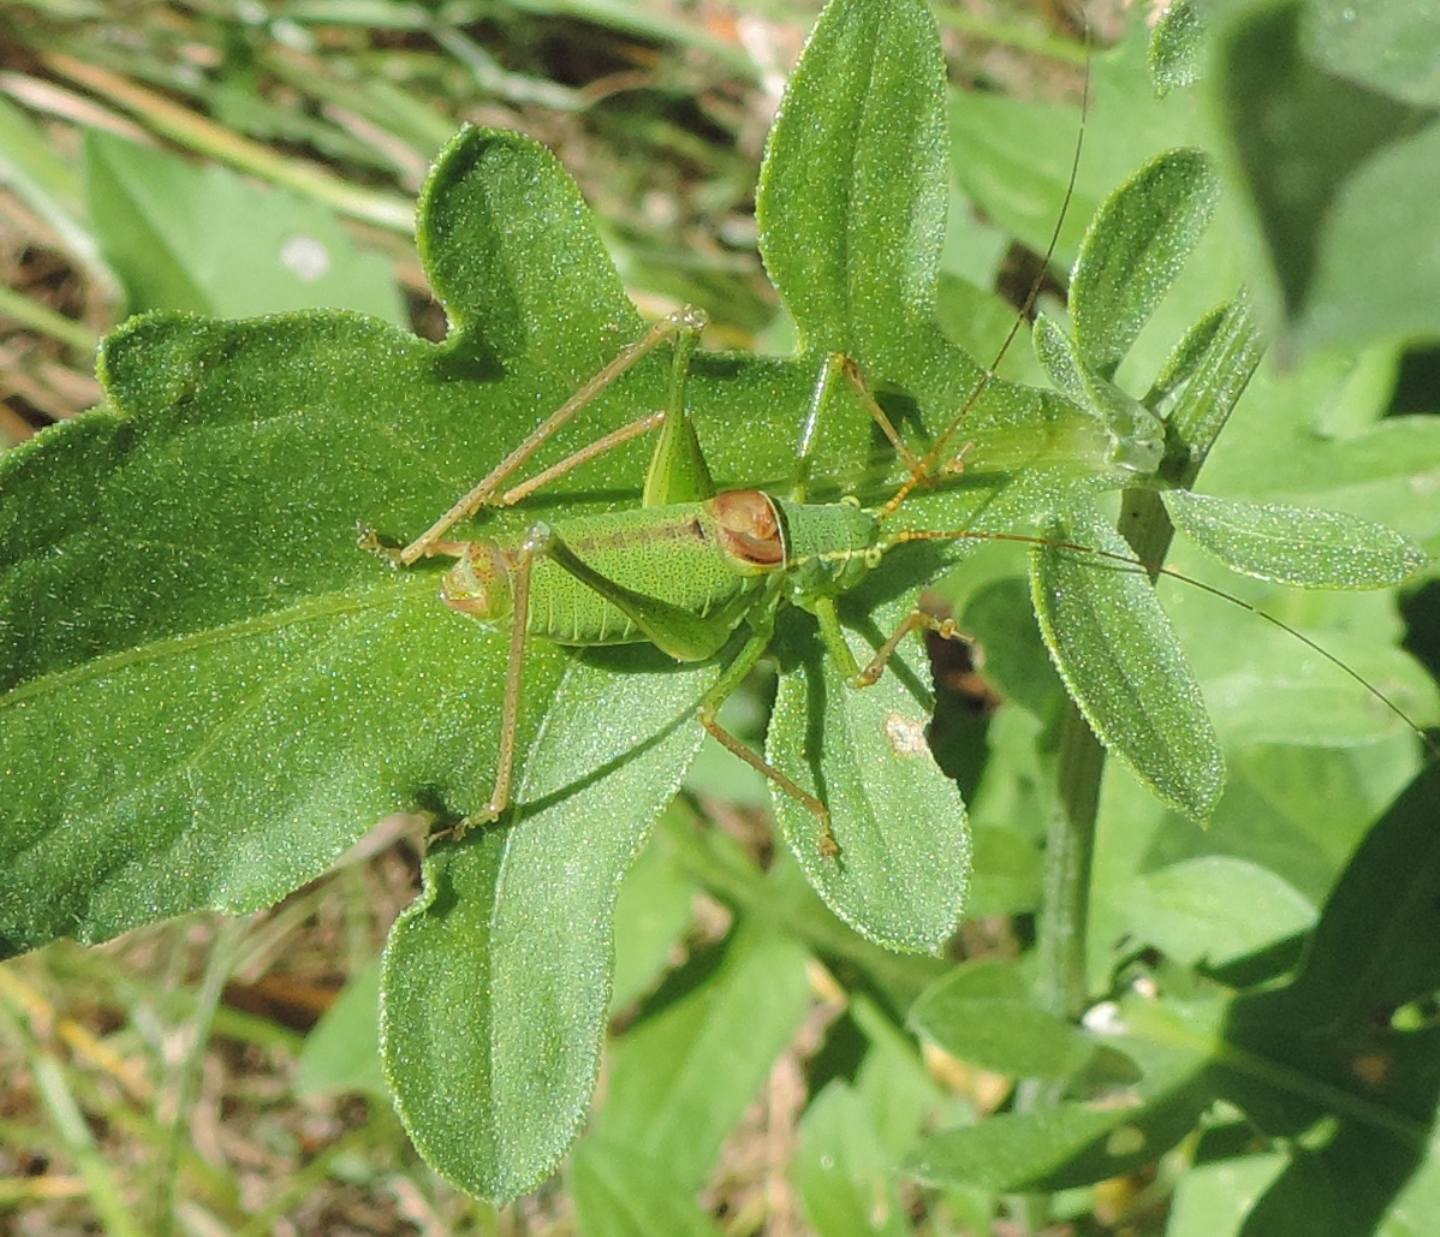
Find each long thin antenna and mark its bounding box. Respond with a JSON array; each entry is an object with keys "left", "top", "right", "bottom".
[
  {"left": 888, "top": 525, "right": 1440, "bottom": 761},
  {"left": 880, "top": 10, "right": 1092, "bottom": 522}
]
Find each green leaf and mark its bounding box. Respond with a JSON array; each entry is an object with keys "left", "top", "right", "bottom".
[
  {"left": 793, "top": 1084, "right": 910, "bottom": 1237},
  {"left": 766, "top": 622, "right": 970, "bottom": 953},
  {"left": 909, "top": 961, "right": 1096, "bottom": 1079},
  {"left": 1286, "top": 119, "right": 1440, "bottom": 357},
  {"left": 380, "top": 656, "right": 710, "bottom": 1202},
  {"left": 85, "top": 131, "right": 403, "bottom": 322},
  {"left": 0, "top": 127, "right": 673, "bottom": 956},
  {"left": 1163, "top": 490, "right": 1428, "bottom": 589},
  {"left": 1146, "top": 301, "right": 1229, "bottom": 406},
  {"left": 597, "top": 921, "right": 811, "bottom": 1191},
  {"left": 1031, "top": 500, "right": 1224, "bottom": 821},
  {"left": 1275, "top": 763, "right": 1440, "bottom": 1023},
  {"left": 907, "top": 1066, "right": 1210, "bottom": 1191},
  {"left": 756, "top": 0, "right": 945, "bottom": 355},
  {"left": 1070, "top": 148, "right": 1220, "bottom": 380},
  {"left": 1213, "top": 0, "right": 1433, "bottom": 356},
  {"left": 1168, "top": 1145, "right": 1288, "bottom": 1237},
  {"left": 1149, "top": 0, "right": 1206, "bottom": 96},
  {"left": 609, "top": 808, "right": 698, "bottom": 1013},
  {"left": 570, "top": 1137, "right": 723, "bottom": 1237},
  {"left": 294, "top": 958, "right": 386, "bottom": 1099},
  {"left": 1303, "top": 0, "right": 1440, "bottom": 109},
  {"left": 1122, "top": 856, "right": 1316, "bottom": 968},
  {"left": 757, "top": 0, "right": 1116, "bottom": 513}
]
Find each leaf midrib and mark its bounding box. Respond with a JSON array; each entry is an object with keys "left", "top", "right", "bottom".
[{"left": 0, "top": 573, "right": 437, "bottom": 711}]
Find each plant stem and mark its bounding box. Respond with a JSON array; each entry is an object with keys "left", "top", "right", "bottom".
[
  {"left": 0, "top": 284, "right": 99, "bottom": 355},
  {"left": 1035, "top": 699, "right": 1105, "bottom": 1020}
]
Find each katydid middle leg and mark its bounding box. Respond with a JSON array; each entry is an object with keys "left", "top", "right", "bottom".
[
  {"left": 790, "top": 353, "right": 929, "bottom": 503},
  {"left": 696, "top": 611, "right": 840, "bottom": 858},
  {"left": 809, "top": 595, "right": 968, "bottom": 689}
]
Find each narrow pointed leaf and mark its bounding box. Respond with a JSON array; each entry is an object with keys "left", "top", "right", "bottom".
[
  {"left": 380, "top": 657, "right": 711, "bottom": 1203},
  {"left": 766, "top": 624, "right": 970, "bottom": 953},
  {"left": 1031, "top": 501, "right": 1224, "bottom": 821},
  {"left": 598, "top": 921, "right": 811, "bottom": 1189},
  {"left": 570, "top": 1138, "right": 723, "bottom": 1237},
  {"left": 1147, "top": 301, "right": 1229, "bottom": 404},
  {"left": 794, "top": 1084, "right": 910, "bottom": 1237},
  {"left": 1150, "top": 0, "right": 1206, "bottom": 96},
  {"left": 1070, "top": 147, "right": 1220, "bottom": 380},
  {"left": 1164, "top": 490, "right": 1428, "bottom": 589},
  {"left": 907, "top": 1071, "right": 1210, "bottom": 1191}
]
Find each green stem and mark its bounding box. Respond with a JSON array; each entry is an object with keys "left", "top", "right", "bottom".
[{"left": 1034, "top": 700, "right": 1105, "bottom": 1021}]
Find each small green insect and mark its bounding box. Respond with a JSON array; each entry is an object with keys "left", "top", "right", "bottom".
[{"left": 367, "top": 307, "right": 983, "bottom": 853}]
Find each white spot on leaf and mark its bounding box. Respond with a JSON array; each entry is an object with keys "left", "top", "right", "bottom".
[{"left": 885, "top": 712, "right": 928, "bottom": 756}]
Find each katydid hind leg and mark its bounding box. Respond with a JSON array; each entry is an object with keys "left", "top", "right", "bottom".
[
  {"left": 439, "top": 529, "right": 546, "bottom": 842},
  {"left": 402, "top": 306, "right": 707, "bottom": 563}
]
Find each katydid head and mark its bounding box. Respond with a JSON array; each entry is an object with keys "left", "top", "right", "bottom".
[{"left": 441, "top": 541, "right": 514, "bottom": 623}]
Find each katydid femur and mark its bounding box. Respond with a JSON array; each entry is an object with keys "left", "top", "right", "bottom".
[{"left": 369, "top": 308, "right": 983, "bottom": 854}]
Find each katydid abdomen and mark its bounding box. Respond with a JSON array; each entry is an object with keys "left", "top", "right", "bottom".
[{"left": 440, "top": 489, "right": 877, "bottom": 654}]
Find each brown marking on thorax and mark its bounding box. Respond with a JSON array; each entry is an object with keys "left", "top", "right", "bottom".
[{"left": 708, "top": 489, "right": 785, "bottom": 567}]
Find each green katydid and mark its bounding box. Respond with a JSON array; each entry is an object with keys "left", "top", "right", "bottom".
[
  {"left": 364, "top": 286, "right": 1436, "bottom": 851},
  {"left": 367, "top": 306, "right": 991, "bottom": 853}
]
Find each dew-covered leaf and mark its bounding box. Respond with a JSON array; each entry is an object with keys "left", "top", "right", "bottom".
[
  {"left": 1164, "top": 490, "right": 1428, "bottom": 589},
  {"left": 1030, "top": 501, "right": 1224, "bottom": 821},
  {"left": 1070, "top": 147, "right": 1220, "bottom": 380}
]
